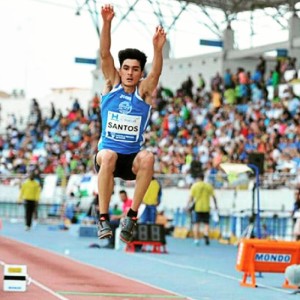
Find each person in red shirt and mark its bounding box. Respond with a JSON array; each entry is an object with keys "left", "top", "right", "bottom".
[{"left": 119, "top": 190, "right": 133, "bottom": 215}]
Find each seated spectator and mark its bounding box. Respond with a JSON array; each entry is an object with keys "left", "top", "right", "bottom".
[
  {"left": 61, "top": 192, "right": 81, "bottom": 228},
  {"left": 156, "top": 210, "right": 174, "bottom": 235},
  {"left": 86, "top": 192, "right": 99, "bottom": 221}
]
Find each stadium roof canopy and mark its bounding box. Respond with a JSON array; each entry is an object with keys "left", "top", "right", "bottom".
[
  {"left": 76, "top": 0, "right": 299, "bottom": 37},
  {"left": 75, "top": 0, "right": 300, "bottom": 57},
  {"left": 178, "top": 0, "right": 297, "bottom": 14}
]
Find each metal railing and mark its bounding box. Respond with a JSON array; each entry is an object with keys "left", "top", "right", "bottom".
[
  {"left": 118, "top": 172, "right": 299, "bottom": 189},
  {"left": 172, "top": 208, "right": 294, "bottom": 241},
  {"left": 0, "top": 202, "right": 62, "bottom": 222},
  {"left": 0, "top": 172, "right": 297, "bottom": 192}
]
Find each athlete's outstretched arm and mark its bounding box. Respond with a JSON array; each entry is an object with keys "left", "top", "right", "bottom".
[
  {"left": 100, "top": 4, "right": 119, "bottom": 85},
  {"left": 140, "top": 26, "right": 167, "bottom": 104}
]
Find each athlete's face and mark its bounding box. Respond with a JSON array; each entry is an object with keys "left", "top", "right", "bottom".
[{"left": 119, "top": 59, "right": 143, "bottom": 88}]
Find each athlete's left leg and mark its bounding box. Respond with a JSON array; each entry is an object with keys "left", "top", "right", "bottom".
[
  {"left": 120, "top": 150, "right": 154, "bottom": 243},
  {"left": 131, "top": 150, "right": 154, "bottom": 212}
]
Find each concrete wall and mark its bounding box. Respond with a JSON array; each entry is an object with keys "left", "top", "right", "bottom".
[
  {"left": 158, "top": 52, "right": 222, "bottom": 92},
  {"left": 149, "top": 52, "right": 281, "bottom": 94},
  {"left": 110, "top": 185, "right": 294, "bottom": 215},
  {"left": 1, "top": 174, "right": 293, "bottom": 215}
]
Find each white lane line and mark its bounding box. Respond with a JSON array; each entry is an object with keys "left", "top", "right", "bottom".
[
  {"left": 30, "top": 278, "right": 69, "bottom": 300},
  {"left": 0, "top": 238, "right": 190, "bottom": 300},
  {"left": 0, "top": 260, "right": 69, "bottom": 300},
  {"left": 0, "top": 236, "right": 188, "bottom": 300},
  {"left": 136, "top": 256, "right": 291, "bottom": 294}
]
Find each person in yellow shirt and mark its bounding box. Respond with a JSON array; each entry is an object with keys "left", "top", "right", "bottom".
[
  {"left": 140, "top": 177, "right": 162, "bottom": 224},
  {"left": 18, "top": 172, "right": 41, "bottom": 231},
  {"left": 186, "top": 173, "right": 218, "bottom": 246}
]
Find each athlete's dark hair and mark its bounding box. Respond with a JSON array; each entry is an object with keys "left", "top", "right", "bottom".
[{"left": 118, "top": 48, "right": 147, "bottom": 71}]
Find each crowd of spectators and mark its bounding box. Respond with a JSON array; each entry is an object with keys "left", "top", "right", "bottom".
[
  {"left": 148, "top": 55, "right": 300, "bottom": 186},
  {"left": 0, "top": 55, "right": 299, "bottom": 188}
]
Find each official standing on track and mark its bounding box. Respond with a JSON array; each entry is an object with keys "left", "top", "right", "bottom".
[
  {"left": 187, "top": 173, "right": 218, "bottom": 246},
  {"left": 18, "top": 172, "right": 41, "bottom": 231}
]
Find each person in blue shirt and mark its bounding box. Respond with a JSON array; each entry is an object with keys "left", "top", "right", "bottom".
[{"left": 95, "top": 4, "right": 167, "bottom": 244}]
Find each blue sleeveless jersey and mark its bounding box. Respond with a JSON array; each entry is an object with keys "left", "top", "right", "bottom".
[{"left": 98, "top": 84, "right": 152, "bottom": 154}]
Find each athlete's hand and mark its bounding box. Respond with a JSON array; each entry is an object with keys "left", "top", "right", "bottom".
[
  {"left": 153, "top": 26, "right": 167, "bottom": 51},
  {"left": 101, "top": 4, "right": 115, "bottom": 22}
]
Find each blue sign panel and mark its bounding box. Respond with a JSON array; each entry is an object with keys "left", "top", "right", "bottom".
[
  {"left": 75, "top": 57, "right": 97, "bottom": 65},
  {"left": 276, "top": 49, "right": 288, "bottom": 57},
  {"left": 199, "top": 39, "right": 223, "bottom": 47}
]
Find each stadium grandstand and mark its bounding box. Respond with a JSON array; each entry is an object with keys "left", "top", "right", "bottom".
[{"left": 0, "top": 0, "right": 300, "bottom": 241}]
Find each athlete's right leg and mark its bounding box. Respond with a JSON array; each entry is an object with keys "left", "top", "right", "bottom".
[{"left": 96, "top": 149, "right": 117, "bottom": 239}]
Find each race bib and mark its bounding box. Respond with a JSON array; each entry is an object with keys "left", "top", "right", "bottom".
[{"left": 106, "top": 111, "right": 141, "bottom": 142}]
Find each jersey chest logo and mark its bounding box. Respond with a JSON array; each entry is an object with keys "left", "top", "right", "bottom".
[{"left": 119, "top": 100, "right": 132, "bottom": 114}]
